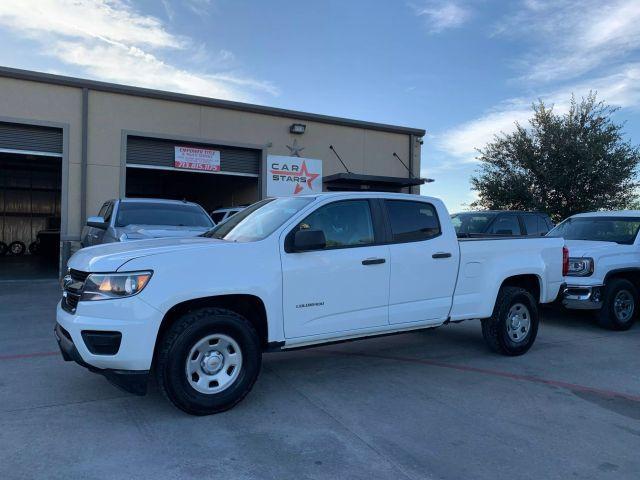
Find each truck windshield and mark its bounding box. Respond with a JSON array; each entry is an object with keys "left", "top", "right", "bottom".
[
  {"left": 204, "top": 197, "right": 315, "bottom": 242},
  {"left": 450, "top": 212, "right": 497, "bottom": 235},
  {"left": 547, "top": 217, "right": 640, "bottom": 245},
  {"left": 115, "top": 202, "right": 214, "bottom": 228}
]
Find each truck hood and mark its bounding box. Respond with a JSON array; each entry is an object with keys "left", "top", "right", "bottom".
[
  {"left": 68, "top": 236, "right": 226, "bottom": 272},
  {"left": 117, "top": 224, "right": 211, "bottom": 240},
  {"left": 564, "top": 239, "right": 618, "bottom": 258}
]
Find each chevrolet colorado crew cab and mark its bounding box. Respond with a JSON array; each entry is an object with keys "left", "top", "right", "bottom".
[
  {"left": 56, "top": 192, "right": 566, "bottom": 415},
  {"left": 548, "top": 211, "right": 640, "bottom": 330}
]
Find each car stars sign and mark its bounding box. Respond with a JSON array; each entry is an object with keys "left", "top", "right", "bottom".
[
  {"left": 267, "top": 155, "right": 323, "bottom": 197},
  {"left": 174, "top": 146, "right": 221, "bottom": 172}
]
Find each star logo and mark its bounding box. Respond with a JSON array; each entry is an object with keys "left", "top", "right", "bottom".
[
  {"left": 293, "top": 161, "right": 320, "bottom": 194},
  {"left": 286, "top": 139, "right": 305, "bottom": 157}
]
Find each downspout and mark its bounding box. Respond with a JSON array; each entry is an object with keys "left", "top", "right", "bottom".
[
  {"left": 80, "top": 87, "right": 88, "bottom": 225},
  {"left": 408, "top": 134, "right": 415, "bottom": 194}
]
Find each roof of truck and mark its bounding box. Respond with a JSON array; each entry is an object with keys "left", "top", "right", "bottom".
[
  {"left": 118, "top": 198, "right": 202, "bottom": 206},
  {"left": 570, "top": 210, "right": 640, "bottom": 218}
]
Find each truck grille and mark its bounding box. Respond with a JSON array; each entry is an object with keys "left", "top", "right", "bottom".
[{"left": 61, "top": 269, "right": 89, "bottom": 313}]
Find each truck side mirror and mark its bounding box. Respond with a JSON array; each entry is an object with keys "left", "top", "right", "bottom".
[
  {"left": 87, "top": 216, "right": 108, "bottom": 230},
  {"left": 294, "top": 229, "right": 326, "bottom": 252}
]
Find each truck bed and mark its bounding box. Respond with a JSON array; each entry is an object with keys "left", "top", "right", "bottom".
[{"left": 449, "top": 236, "right": 565, "bottom": 321}]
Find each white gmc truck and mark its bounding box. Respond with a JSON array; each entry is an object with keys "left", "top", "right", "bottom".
[
  {"left": 550, "top": 211, "right": 640, "bottom": 330},
  {"left": 55, "top": 192, "right": 566, "bottom": 415}
]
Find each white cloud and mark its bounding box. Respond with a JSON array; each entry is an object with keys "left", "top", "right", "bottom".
[
  {"left": 434, "top": 64, "right": 640, "bottom": 164},
  {"left": 0, "top": 0, "right": 277, "bottom": 101},
  {"left": 497, "top": 0, "right": 640, "bottom": 84},
  {"left": 413, "top": 1, "right": 471, "bottom": 33}
]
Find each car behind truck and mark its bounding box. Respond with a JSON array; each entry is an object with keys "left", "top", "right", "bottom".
[
  {"left": 550, "top": 211, "right": 640, "bottom": 330},
  {"left": 56, "top": 192, "right": 566, "bottom": 415}
]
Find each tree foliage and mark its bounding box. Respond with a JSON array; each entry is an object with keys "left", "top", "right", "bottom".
[{"left": 470, "top": 93, "right": 640, "bottom": 222}]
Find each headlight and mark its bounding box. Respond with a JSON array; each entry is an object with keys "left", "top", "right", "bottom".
[
  {"left": 567, "top": 257, "right": 594, "bottom": 277},
  {"left": 81, "top": 271, "right": 153, "bottom": 301}
]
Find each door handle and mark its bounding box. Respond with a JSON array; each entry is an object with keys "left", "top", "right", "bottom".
[
  {"left": 432, "top": 252, "right": 452, "bottom": 259},
  {"left": 362, "top": 258, "right": 386, "bottom": 265}
]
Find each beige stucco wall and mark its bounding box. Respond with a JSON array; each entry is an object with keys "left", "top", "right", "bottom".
[
  {"left": 0, "top": 77, "right": 83, "bottom": 240},
  {"left": 0, "top": 77, "right": 422, "bottom": 256},
  {"left": 86, "top": 90, "right": 419, "bottom": 213}
]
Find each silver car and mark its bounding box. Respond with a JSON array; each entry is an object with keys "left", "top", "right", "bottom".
[{"left": 81, "top": 198, "right": 214, "bottom": 247}]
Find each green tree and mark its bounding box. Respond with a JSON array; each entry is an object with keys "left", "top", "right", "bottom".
[{"left": 470, "top": 93, "right": 640, "bottom": 222}]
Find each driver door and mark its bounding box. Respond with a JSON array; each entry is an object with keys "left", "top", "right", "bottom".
[{"left": 281, "top": 199, "right": 390, "bottom": 339}]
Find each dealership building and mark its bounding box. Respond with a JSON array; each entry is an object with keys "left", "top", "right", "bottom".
[{"left": 0, "top": 66, "right": 425, "bottom": 278}]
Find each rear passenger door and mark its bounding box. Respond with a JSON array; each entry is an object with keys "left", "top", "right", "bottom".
[{"left": 384, "top": 199, "right": 460, "bottom": 325}]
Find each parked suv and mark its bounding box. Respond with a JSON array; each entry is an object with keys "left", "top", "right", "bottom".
[
  {"left": 81, "top": 198, "right": 214, "bottom": 247},
  {"left": 549, "top": 211, "right": 640, "bottom": 330},
  {"left": 451, "top": 211, "right": 553, "bottom": 237}
]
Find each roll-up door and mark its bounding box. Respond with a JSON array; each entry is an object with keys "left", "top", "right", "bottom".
[
  {"left": 0, "top": 122, "right": 63, "bottom": 156},
  {"left": 126, "top": 136, "right": 260, "bottom": 176}
]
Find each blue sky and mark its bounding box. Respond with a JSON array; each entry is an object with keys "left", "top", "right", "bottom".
[{"left": 1, "top": 0, "right": 639, "bottom": 211}]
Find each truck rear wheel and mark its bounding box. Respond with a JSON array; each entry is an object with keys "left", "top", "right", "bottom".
[
  {"left": 597, "top": 278, "right": 637, "bottom": 331},
  {"left": 156, "top": 307, "right": 262, "bottom": 415},
  {"left": 482, "top": 286, "right": 538, "bottom": 356}
]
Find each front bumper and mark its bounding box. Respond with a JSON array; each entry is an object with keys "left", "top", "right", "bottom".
[
  {"left": 562, "top": 284, "right": 604, "bottom": 310},
  {"left": 55, "top": 295, "right": 163, "bottom": 395},
  {"left": 54, "top": 322, "right": 149, "bottom": 395}
]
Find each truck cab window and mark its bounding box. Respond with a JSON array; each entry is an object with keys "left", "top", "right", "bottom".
[
  {"left": 297, "top": 200, "right": 374, "bottom": 248},
  {"left": 489, "top": 215, "right": 521, "bottom": 236},
  {"left": 386, "top": 200, "right": 441, "bottom": 242}
]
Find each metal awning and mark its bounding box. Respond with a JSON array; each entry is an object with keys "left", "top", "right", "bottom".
[{"left": 323, "top": 173, "right": 426, "bottom": 192}]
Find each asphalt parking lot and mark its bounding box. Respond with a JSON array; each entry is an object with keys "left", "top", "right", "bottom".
[{"left": 1, "top": 280, "right": 639, "bottom": 480}]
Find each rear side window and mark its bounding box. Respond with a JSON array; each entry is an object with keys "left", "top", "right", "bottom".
[
  {"left": 538, "top": 215, "right": 551, "bottom": 234},
  {"left": 211, "top": 212, "right": 226, "bottom": 224},
  {"left": 523, "top": 215, "right": 538, "bottom": 236},
  {"left": 385, "top": 200, "right": 441, "bottom": 242},
  {"left": 489, "top": 215, "right": 521, "bottom": 236}
]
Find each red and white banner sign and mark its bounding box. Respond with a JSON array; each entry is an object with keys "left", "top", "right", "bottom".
[
  {"left": 174, "top": 146, "right": 221, "bottom": 171},
  {"left": 267, "top": 155, "right": 323, "bottom": 197}
]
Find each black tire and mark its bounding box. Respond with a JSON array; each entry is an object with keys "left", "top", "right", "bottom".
[
  {"left": 597, "top": 278, "right": 637, "bottom": 331},
  {"left": 8, "top": 241, "right": 26, "bottom": 256},
  {"left": 28, "top": 241, "right": 40, "bottom": 255},
  {"left": 482, "top": 286, "right": 539, "bottom": 356},
  {"left": 0, "top": 242, "right": 7, "bottom": 256},
  {"left": 156, "top": 307, "right": 262, "bottom": 415}
]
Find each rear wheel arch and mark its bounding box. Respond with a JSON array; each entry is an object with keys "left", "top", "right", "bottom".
[
  {"left": 154, "top": 294, "right": 269, "bottom": 364},
  {"left": 496, "top": 274, "right": 542, "bottom": 305},
  {"left": 603, "top": 268, "right": 640, "bottom": 291}
]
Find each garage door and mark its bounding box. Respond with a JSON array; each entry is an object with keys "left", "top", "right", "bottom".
[
  {"left": 126, "top": 136, "right": 260, "bottom": 176},
  {"left": 0, "top": 121, "right": 63, "bottom": 156}
]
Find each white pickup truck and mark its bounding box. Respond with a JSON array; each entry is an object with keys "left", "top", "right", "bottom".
[
  {"left": 549, "top": 211, "right": 640, "bottom": 330},
  {"left": 55, "top": 192, "right": 565, "bottom": 415}
]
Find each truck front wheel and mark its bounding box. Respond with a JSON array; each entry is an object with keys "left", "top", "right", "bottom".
[
  {"left": 482, "top": 286, "right": 538, "bottom": 356},
  {"left": 156, "top": 308, "right": 262, "bottom": 415},
  {"left": 597, "top": 278, "right": 637, "bottom": 331}
]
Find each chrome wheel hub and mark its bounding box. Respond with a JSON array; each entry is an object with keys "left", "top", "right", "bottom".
[
  {"left": 507, "top": 303, "right": 531, "bottom": 343},
  {"left": 201, "top": 351, "right": 224, "bottom": 375},
  {"left": 614, "top": 290, "right": 634, "bottom": 322},
  {"left": 185, "top": 333, "right": 243, "bottom": 395}
]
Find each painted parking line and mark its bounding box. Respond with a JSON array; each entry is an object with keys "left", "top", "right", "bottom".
[
  {"left": 328, "top": 350, "right": 640, "bottom": 403},
  {"left": 0, "top": 351, "right": 59, "bottom": 361}
]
